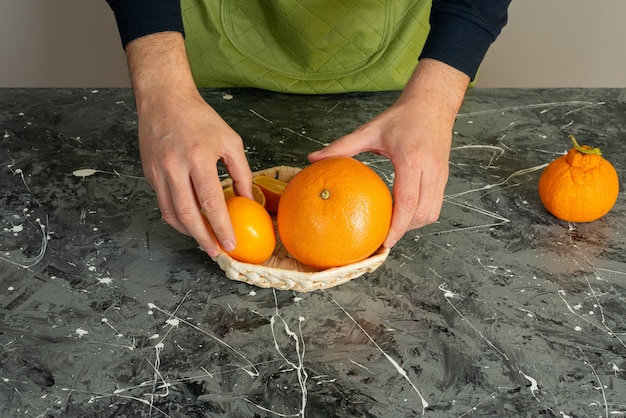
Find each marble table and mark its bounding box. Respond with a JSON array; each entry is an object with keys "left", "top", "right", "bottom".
[{"left": 0, "top": 88, "right": 624, "bottom": 417}]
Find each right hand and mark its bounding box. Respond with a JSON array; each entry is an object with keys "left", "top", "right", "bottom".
[
  {"left": 127, "top": 32, "right": 253, "bottom": 256},
  {"left": 138, "top": 91, "right": 253, "bottom": 257}
]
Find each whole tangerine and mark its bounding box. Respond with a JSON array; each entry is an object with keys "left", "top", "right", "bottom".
[
  {"left": 538, "top": 134, "right": 619, "bottom": 223},
  {"left": 223, "top": 183, "right": 266, "bottom": 207},
  {"left": 225, "top": 196, "right": 276, "bottom": 264},
  {"left": 277, "top": 157, "right": 392, "bottom": 270}
]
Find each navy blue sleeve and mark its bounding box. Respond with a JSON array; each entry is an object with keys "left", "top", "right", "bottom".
[
  {"left": 419, "top": 0, "right": 512, "bottom": 79},
  {"left": 106, "top": 0, "right": 185, "bottom": 49},
  {"left": 106, "top": 0, "right": 510, "bottom": 78}
]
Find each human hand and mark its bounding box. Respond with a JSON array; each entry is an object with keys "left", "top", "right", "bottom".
[
  {"left": 127, "top": 32, "right": 253, "bottom": 256},
  {"left": 309, "top": 59, "right": 470, "bottom": 248},
  {"left": 137, "top": 92, "right": 253, "bottom": 257}
]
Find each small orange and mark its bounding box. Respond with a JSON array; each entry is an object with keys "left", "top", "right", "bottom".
[
  {"left": 538, "top": 134, "right": 619, "bottom": 222},
  {"left": 253, "top": 176, "right": 288, "bottom": 213},
  {"left": 277, "top": 157, "right": 392, "bottom": 270},
  {"left": 224, "top": 196, "right": 276, "bottom": 264},
  {"left": 223, "top": 184, "right": 266, "bottom": 207}
]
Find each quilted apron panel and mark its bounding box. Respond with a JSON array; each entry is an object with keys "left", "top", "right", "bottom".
[{"left": 182, "top": 0, "right": 431, "bottom": 93}]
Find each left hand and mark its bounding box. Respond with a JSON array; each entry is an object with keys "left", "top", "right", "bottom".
[{"left": 308, "top": 59, "right": 470, "bottom": 248}]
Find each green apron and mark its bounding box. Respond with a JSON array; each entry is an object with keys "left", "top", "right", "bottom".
[{"left": 181, "top": 0, "right": 431, "bottom": 93}]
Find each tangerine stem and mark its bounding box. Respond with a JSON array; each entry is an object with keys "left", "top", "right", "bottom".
[
  {"left": 320, "top": 189, "right": 330, "bottom": 200},
  {"left": 569, "top": 134, "right": 602, "bottom": 156}
]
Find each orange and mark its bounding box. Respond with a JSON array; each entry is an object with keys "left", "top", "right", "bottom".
[
  {"left": 223, "top": 184, "right": 266, "bottom": 207},
  {"left": 538, "top": 134, "right": 619, "bottom": 222},
  {"left": 224, "top": 196, "right": 276, "bottom": 264},
  {"left": 277, "top": 157, "right": 392, "bottom": 270},
  {"left": 253, "top": 176, "right": 288, "bottom": 213}
]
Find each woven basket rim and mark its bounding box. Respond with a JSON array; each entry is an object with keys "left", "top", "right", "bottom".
[{"left": 212, "top": 165, "right": 390, "bottom": 292}]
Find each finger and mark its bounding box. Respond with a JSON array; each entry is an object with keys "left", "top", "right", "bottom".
[
  {"left": 384, "top": 161, "right": 421, "bottom": 248},
  {"left": 409, "top": 170, "right": 440, "bottom": 229},
  {"left": 385, "top": 159, "right": 447, "bottom": 248},
  {"left": 171, "top": 180, "right": 223, "bottom": 255},
  {"left": 188, "top": 162, "right": 235, "bottom": 255},
  {"left": 154, "top": 179, "right": 192, "bottom": 237},
  {"left": 418, "top": 164, "right": 447, "bottom": 229},
  {"left": 410, "top": 154, "right": 449, "bottom": 231},
  {"left": 222, "top": 139, "right": 254, "bottom": 200}
]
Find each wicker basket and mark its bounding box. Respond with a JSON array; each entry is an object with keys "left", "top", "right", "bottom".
[{"left": 212, "top": 165, "right": 390, "bottom": 292}]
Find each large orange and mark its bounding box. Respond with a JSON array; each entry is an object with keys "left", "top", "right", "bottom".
[
  {"left": 538, "top": 135, "right": 619, "bottom": 222},
  {"left": 224, "top": 196, "right": 276, "bottom": 264},
  {"left": 277, "top": 157, "right": 392, "bottom": 270}
]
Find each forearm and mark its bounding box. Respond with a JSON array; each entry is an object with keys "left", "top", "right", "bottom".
[
  {"left": 400, "top": 58, "right": 470, "bottom": 126},
  {"left": 125, "top": 32, "right": 199, "bottom": 112},
  {"left": 122, "top": 31, "right": 251, "bottom": 258}
]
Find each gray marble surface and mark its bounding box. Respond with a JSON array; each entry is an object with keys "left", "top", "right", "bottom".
[{"left": 0, "top": 88, "right": 625, "bottom": 417}]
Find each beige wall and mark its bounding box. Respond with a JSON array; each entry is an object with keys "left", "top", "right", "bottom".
[
  {"left": 0, "top": 0, "right": 129, "bottom": 88},
  {"left": 1, "top": 0, "right": 625, "bottom": 88},
  {"left": 477, "top": 0, "right": 626, "bottom": 87}
]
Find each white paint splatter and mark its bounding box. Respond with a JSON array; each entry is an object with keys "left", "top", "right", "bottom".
[
  {"left": 97, "top": 277, "right": 112, "bottom": 285},
  {"left": 75, "top": 328, "right": 89, "bottom": 338},
  {"left": 439, "top": 282, "right": 510, "bottom": 361},
  {"left": 519, "top": 370, "right": 540, "bottom": 397},
  {"left": 325, "top": 290, "right": 429, "bottom": 414},
  {"left": 71, "top": 168, "right": 144, "bottom": 180},
  {"left": 438, "top": 283, "right": 457, "bottom": 299},
  {"left": 0, "top": 217, "right": 48, "bottom": 268},
  {"left": 578, "top": 346, "right": 609, "bottom": 417},
  {"left": 610, "top": 362, "right": 623, "bottom": 375},
  {"left": 72, "top": 168, "right": 99, "bottom": 177},
  {"left": 165, "top": 318, "right": 179, "bottom": 327}
]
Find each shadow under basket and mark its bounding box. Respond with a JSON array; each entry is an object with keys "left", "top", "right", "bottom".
[{"left": 212, "top": 165, "right": 390, "bottom": 292}]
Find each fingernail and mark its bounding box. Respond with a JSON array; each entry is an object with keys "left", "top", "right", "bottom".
[
  {"left": 308, "top": 150, "right": 321, "bottom": 160},
  {"left": 221, "top": 240, "right": 236, "bottom": 252},
  {"left": 207, "top": 248, "right": 220, "bottom": 258},
  {"left": 384, "top": 239, "right": 397, "bottom": 248}
]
